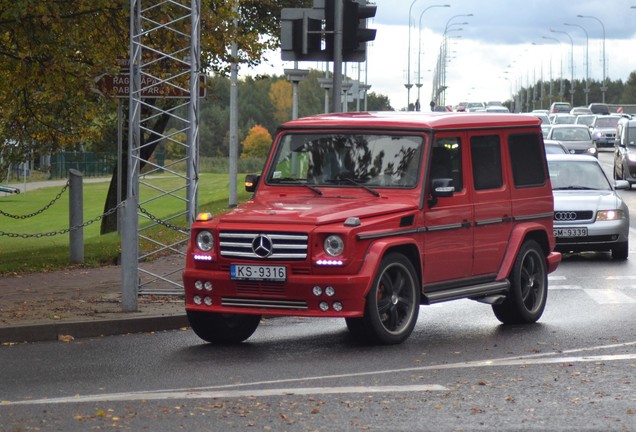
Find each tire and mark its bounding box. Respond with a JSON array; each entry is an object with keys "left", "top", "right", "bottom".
[
  {"left": 612, "top": 241, "right": 629, "bottom": 260},
  {"left": 346, "top": 253, "right": 420, "bottom": 345},
  {"left": 493, "top": 240, "right": 547, "bottom": 324},
  {"left": 187, "top": 311, "right": 261, "bottom": 344}
]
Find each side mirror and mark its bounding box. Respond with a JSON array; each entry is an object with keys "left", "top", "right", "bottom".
[
  {"left": 431, "top": 178, "right": 455, "bottom": 198},
  {"left": 245, "top": 174, "right": 260, "bottom": 192},
  {"left": 614, "top": 180, "right": 630, "bottom": 190},
  {"left": 428, "top": 178, "right": 454, "bottom": 207}
]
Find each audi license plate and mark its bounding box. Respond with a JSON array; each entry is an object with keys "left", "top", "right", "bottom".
[
  {"left": 230, "top": 264, "right": 287, "bottom": 281},
  {"left": 554, "top": 227, "right": 588, "bottom": 237}
]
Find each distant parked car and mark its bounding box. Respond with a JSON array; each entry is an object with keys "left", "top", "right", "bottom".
[
  {"left": 548, "top": 154, "right": 630, "bottom": 260},
  {"left": 613, "top": 117, "right": 636, "bottom": 187},
  {"left": 550, "top": 101, "right": 572, "bottom": 114},
  {"left": 590, "top": 115, "right": 620, "bottom": 148},
  {"left": 575, "top": 114, "right": 596, "bottom": 127},
  {"left": 549, "top": 113, "right": 576, "bottom": 125},
  {"left": 485, "top": 105, "right": 510, "bottom": 113},
  {"left": 546, "top": 124, "right": 597, "bottom": 157},
  {"left": 589, "top": 103, "right": 610, "bottom": 115},
  {"left": 571, "top": 106, "right": 592, "bottom": 116},
  {"left": 0, "top": 185, "right": 20, "bottom": 194},
  {"left": 531, "top": 113, "right": 551, "bottom": 137},
  {"left": 543, "top": 140, "right": 570, "bottom": 154}
]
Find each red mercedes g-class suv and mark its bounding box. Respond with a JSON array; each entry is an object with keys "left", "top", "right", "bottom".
[{"left": 183, "top": 112, "right": 561, "bottom": 345}]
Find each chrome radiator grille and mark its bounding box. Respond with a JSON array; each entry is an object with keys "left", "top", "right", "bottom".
[{"left": 219, "top": 231, "right": 308, "bottom": 260}]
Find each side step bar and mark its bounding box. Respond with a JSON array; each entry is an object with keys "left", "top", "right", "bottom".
[{"left": 422, "top": 280, "right": 510, "bottom": 305}]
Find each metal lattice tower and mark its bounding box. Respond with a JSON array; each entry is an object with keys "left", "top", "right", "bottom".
[{"left": 122, "top": 0, "right": 201, "bottom": 309}]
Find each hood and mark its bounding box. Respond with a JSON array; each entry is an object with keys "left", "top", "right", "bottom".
[
  {"left": 553, "top": 190, "right": 623, "bottom": 212},
  {"left": 218, "top": 194, "right": 419, "bottom": 226}
]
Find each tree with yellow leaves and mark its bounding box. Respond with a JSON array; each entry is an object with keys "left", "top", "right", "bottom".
[
  {"left": 269, "top": 79, "right": 293, "bottom": 124},
  {"left": 241, "top": 125, "right": 272, "bottom": 159}
]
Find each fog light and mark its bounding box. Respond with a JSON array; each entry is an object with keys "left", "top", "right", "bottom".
[
  {"left": 204, "top": 281, "right": 213, "bottom": 291},
  {"left": 333, "top": 302, "right": 343, "bottom": 312},
  {"left": 325, "top": 286, "right": 335, "bottom": 297},
  {"left": 204, "top": 296, "right": 213, "bottom": 306},
  {"left": 194, "top": 280, "right": 203, "bottom": 291},
  {"left": 319, "top": 301, "right": 329, "bottom": 311},
  {"left": 193, "top": 295, "right": 202, "bottom": 305},
  {"left": 312, "top": 286, "right": 323, "bottom": 296}
]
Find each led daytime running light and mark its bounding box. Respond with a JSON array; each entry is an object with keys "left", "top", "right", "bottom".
[{"left": 316, "top": 259, "right": 344, "bottom": 266}]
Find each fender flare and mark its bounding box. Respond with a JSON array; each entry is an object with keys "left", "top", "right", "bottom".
[
  {"left": 496, "top": 223, "right": 550, "bottom": 280},
  {"left": 357, "top": 237, "right": 421, "bottom": 297}
]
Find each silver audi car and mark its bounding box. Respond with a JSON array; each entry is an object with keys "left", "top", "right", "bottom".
[{"left": 547, "top": 154, "right": 630, "bottom": 260}]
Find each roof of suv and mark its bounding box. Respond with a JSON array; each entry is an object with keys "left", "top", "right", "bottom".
[{"left": 281, "top": 112, "right": 541, "bottom": 131}]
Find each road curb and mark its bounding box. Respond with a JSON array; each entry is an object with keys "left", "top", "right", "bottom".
[{"left": 0, "top": 315, "right": 189, "bottom": 344}]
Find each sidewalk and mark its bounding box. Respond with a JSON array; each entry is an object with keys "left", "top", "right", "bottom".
[{"left": 0, "top": 257, "right": 189, "bottom": 344}]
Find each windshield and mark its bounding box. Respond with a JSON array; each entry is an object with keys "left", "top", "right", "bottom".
[
  {"left": 267, "top": 133, "right": 424, "bottom": 188},
  {"left": 594, "top": 117, "right": 619, "bottom": 128},
  {"left": 550, "top": 127, "right": 591, "bottom": 141},
  {"left": 549, "top": 160, "right": 611, "bottom": 191}
]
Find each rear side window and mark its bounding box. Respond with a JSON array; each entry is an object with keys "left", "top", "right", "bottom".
[
  {"left": 508, "top": 133, "right": 546, "bottom": 187},
  {"left": 471, "top": 135, "right": 502, "bottom": 190}
]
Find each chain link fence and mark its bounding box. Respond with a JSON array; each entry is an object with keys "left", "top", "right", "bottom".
[{"left": 0, "top": 181, "right": 188, "bottom": 238}]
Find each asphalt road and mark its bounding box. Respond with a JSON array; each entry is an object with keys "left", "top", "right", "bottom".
[
  {"left": 1, "top": 150, "right": 634, "bottom": 431},
  {"left": 1, "top": 251, "right": 635, "bottom": 431}
]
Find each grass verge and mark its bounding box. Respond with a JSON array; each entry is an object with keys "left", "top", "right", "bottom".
[{"left": 0, "top": 173, "right": 250, "bottom": 274}]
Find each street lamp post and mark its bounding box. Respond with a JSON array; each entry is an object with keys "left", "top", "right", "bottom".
[
  {"left": 441, "top": 30, "right": 462, "bottom": 106},
  {"left": 436, "top": 13, "right": 472, "bottom": 105},
  {"left": 542, "top": 36, "right": 564, "bottom": 101},
  {"left": 550, "top": 28, "right": 575, "bottom": 105},
  {"left": 416, "top": 4, "right": 450, "bottom": 110},
  {"left": 565, "top": 22, "right": 589, "bottom": 105},
  {"left": 406, "top": 0, "right": 419, "bottom": 110},
  {"left": 578, "top": 14, "right": 606, "bottom": 103}
]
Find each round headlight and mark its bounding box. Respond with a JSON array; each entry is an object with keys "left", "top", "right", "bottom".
[
  {"left": 196, "top": 230, "right": 214, "bottom": 252},
  {"left": 324, "top": 235, "right": 344, "bottom": 257}
]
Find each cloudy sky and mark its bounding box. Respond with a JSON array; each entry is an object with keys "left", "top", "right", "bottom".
[{"left": 251, "top": 0, "right": 636, "bottom": 110}]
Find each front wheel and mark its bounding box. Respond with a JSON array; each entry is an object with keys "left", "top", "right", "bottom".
[
  {"left": 612, "top": 241, "right": 629, "bottom": 260},
  {"left": 346, "top": 253, "right": 420, "bottom": 345},
  {"left": 187, "top": 311, "right": 261, "bottom": 344},
  {"left": 493, "top": 240, "right": 547, "bottom": 324}
]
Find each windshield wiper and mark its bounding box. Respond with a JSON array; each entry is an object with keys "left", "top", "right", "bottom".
[
  {"left": 325, "top": 176, "right": 380, "bottom": 197},
  {"left": 269, "top": 177, "right": 322, "bottom": 195}
]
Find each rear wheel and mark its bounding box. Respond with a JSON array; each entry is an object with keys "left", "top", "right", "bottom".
[
  {"left": 346, "top": 253, "right": 420, "bottom": 345},
  {"left": 187, "top": 311, "right": 261, "bottom": 344},
  {"left": 493, "top": 240, "right": 547, "bottom": 324}
]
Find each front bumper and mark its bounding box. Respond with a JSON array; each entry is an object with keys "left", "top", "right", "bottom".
[
  {"left": 554, "top": 219, "right": 629, "bottom": 252},
  {"left": 183, "top": 268, "right": 372, "bottom": 318}
]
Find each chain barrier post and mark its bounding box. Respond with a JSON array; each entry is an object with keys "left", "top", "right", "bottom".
[{"left": 68, "top": 169, "right": 84, "bottom": 264}]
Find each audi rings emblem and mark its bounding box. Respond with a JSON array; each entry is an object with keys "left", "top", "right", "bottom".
[
  {"left": 252, "top": 234, "right": 273, "bottom": 257},
  {"left": 554, "top": 211, "right": 577, "bottom": 221}
]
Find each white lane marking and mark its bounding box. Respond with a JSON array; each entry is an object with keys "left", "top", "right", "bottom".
[
  {"left": 584, "top": 288, "right": 636, "bottom": 304},
  {"left": 548, "top": 275, "right": 567, "bottom": 281},
  {"left": 5, "top": 341, "right": 636, "bottom": 406},
  {"left": 3, "top": 385, "right": 449, "bottom": 405},
  {"left": 549, "top": 285, "right": 582, "bottom": 290},
  {"left": 606, "top": 275, "right": 636, "bottom": 280}
]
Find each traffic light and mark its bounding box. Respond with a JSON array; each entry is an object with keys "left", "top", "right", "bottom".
[
  {"left": 281, "top": 8, "right": 326, "bottom": 61},
  {"left": 342, "top": 0, "right": 376, "bottom": 61}
]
